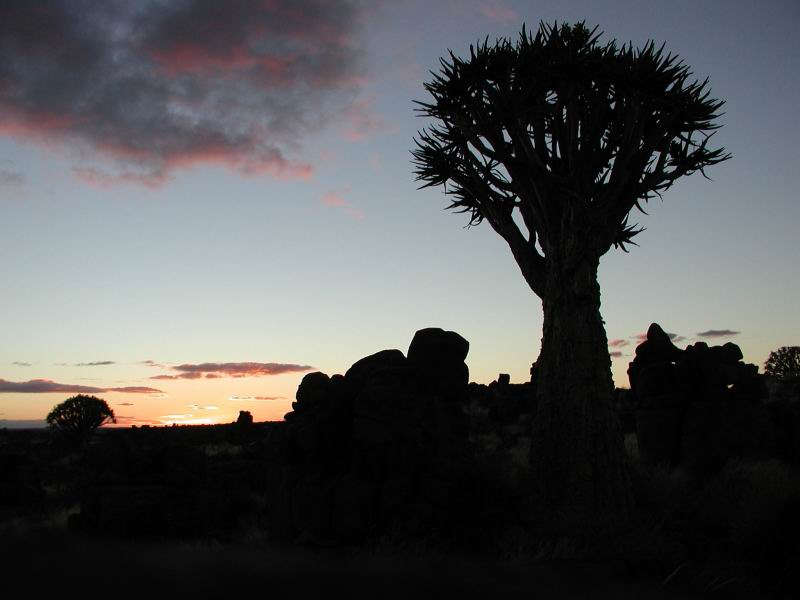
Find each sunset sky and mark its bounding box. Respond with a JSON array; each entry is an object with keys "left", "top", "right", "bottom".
[{"left": 2, "top": 0, "right": 798, "bottom": 427}]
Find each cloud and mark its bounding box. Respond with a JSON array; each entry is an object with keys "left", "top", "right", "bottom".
[
  {"left": 110, "top": 386, "right": 162, "bottom": 394},
  {"left": 140, "top": 360, "right": 165, "bottom": 367},
  {"left": 230, "top": 395, "right": 286, "bottom": 401},
  {"left": 609, "top": 351, "right": 624, "bottom": 358},
  {"left": 608, "top": 339, "right": 629, "bottom": 348},
  {"left": 117, "top": 402, "right": 134, "bottom": 406},
  {"left": 0, "top": 1, "right": 366, "bottom": 185},
  {"left": 632, "top": 332, "right": 684, "bottom": 343},
  {"left": 188, "top": 404, "right": 218, "bottom": 410},
  {"left": 478, "top": 1, "right": 518, "bottom": 23},
  {"left": 321, "top": 190, "right": 365, "bottom": 220},
  {"left": 74, "top": 361, "right": 115, "bottom": 366},
  {"left": 11, "top": 361, "right": 31, "bottom": 367},
  {"left": 697, "top": 329, "right": 740, "bottom": 338},
  {"left": 0, "top": 378, "right": 162, "bottom": 394},
  {"left": 149, "top": 361, "right": 312, "bottom": 380},
  {"left": 340, "top": 96, "right": 386, "bottom": 141}
]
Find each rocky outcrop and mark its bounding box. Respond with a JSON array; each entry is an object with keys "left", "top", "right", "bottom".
[
  {"left": 628, "top": 323, "right": 773, "bottom": 474},
  {"left": 274, "top": 327, "right": 474, "bottom": 543}
]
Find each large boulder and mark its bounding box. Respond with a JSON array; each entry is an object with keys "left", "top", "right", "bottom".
[
  {"left": 293, "top": 371, "right": 331, "bottom": 412},
  {"left": 344, "top": 349, "right": 406, "bottom": 393},
  {"left": 407, "top": 328, "right": 470, "bottom": 400},
  {"left": 407, "top": 327, "right": 469, "bottom": 364}
]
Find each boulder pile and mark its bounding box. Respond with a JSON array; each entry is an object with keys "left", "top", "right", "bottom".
[
  {"left": 273, "top": 328, "right": 474, "bottom": 542},
  {"left": 628, "top": 323, "right": 773, "bottom": 474}
]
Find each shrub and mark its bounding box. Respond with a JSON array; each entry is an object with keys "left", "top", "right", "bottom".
[{"left": 765, "top": 346, "right": 800, "bottom": 381}]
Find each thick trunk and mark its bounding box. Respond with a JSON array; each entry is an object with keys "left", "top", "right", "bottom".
[{"left": 529, "top": 254, "right": 632, "bottom": 535}]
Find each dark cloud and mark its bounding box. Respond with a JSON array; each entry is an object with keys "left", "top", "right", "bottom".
[
  {"left": 140, "top": 360, "right": 164, "bottom": 367},
  {"left": 75, "top": 361, "right": 115, "bottom": 366},
  {"left": 609, "top": 351, "right": 624, "bottom": 358},
  {"left": 608, "top": 339, "right": 629, "bottom": 348},
  {"left": 632, "top": 332, "right": 684, "bottom": 343},
  {"left": 11, "top": 361, "right": 31, "bottom": 366},
  {"left": 0, "top": 378, "right": 162, "bottom": 394},
  {"left": 117, "top": 402, "right": 134, "bottom": 406},
  {"left": 697, "top": 329, "right": 740, "bottom": 338},
  {"left": 0, "top": 1, "right": 367, "bottom": 185}
]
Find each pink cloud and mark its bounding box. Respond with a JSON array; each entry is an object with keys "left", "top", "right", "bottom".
[
  {"left": 341, "top": 97, "right": 386, "bottom": 142},
  {"left": 150, "top": 361, "right": 313, "bottom": 380},
  {"left": 0, "top": 1, "right": 366, "bottom": 185},
  {"left": 479, "top": 1, "right": 518, "bottom": 23},
  {"left": 321, "top": 189, "right": 365, "bottom": 220},
  {"left": 608, "top": 339, "right": 630, "bottom": 348}
]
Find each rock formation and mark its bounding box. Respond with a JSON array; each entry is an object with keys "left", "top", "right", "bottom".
[
  {"left": 628, "top": 323, "right": 773, "bottom": 474},
  {"left": 275, "top": 328, "right": 474, "bottom": 542}
]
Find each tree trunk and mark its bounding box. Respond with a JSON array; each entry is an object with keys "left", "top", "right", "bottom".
[{"left": 529, "top": 253, "right": 632, "bottom": 535}]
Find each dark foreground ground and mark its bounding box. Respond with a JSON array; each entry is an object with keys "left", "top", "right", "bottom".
[
  {"left": 3, "top": 527, "right": 723, "bottom": 599},
  {"left": 4, "top": 424, "right": 797, "bottom": 599}
]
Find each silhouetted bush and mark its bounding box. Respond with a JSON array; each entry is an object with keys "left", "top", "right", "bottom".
[
  {"left": 46, "top": 395, "right": 115, "bottom": 448},
  {"left": 765, "top": 346, "right": 800, "bottom": 381}
]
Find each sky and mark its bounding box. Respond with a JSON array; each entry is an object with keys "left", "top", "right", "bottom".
[{"left": 1, "top": 0, "right": 798, "bottom": 427}]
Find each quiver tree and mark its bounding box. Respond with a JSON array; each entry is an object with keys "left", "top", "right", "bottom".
[
  {"left": 412, "top": 22, "right": 729, "bottom": 531},
  {"left": 46, "top": 394, "right": 116, "bottom": 447}
]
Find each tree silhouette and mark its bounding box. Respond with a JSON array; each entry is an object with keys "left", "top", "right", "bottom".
[
  {"left": 412, "top": 21, "right": 729, "bottom": 531},
  {"left": 765, "top": 346, "right": 800, "bottom": 381},
  {"left": 46, "top": 394, "right": 116, "bottom": 447}
]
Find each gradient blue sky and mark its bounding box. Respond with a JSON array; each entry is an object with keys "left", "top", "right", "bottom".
[{"left": 2, "top": 0, "right": 798, "bottom": 426}]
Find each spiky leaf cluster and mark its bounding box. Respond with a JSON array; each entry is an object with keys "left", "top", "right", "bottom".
[{"left": 412, "top": 21, "right": 730, "bottom": 263}]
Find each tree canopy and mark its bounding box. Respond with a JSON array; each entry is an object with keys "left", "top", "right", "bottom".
[
  {"left": 765, "top": 346, "right": 800, "bottom": 381},
  {"left": 413, "top": 21, "right": 729, "bottom": 296},
  {"left": 46, "top": 394, "right": 116, "bottom": 446}
]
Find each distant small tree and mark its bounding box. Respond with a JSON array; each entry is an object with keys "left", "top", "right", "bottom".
[
  {"left": 765, "top": 346, "right": 800, "bottom": 381},
  {"left": 46, "top": 394, "right": 115, "bottom": 446}
]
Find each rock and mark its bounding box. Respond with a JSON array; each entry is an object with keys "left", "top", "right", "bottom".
[
  {"left": 634, "top": 323, "right": 683, "bottom": 364},
  {"left": 636, "top": 403, "right": 684, "bottom": 466},
  {"left": 344, "top": 349, "right": 406, "bottom": 392},
  {"left": 407, "top": 328, "right": 470, "bottom": 400},
  {"left": 331, "top": 475, "right": 376, "bottom": 540},
  {"left": 295, "top": 372, "right": 331, "bottom": 411},
  {"left": 635, "top": 362, "right": 679, "bottom": 405},
  {"left": 407, "top": 327, "right": 469, "bottom": 364},
  {"left": 721, "top": 341, "right": 744, "bottom": 363},
  {"left": 629, "top": 322, "right": 775, "bottom": 474}
]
